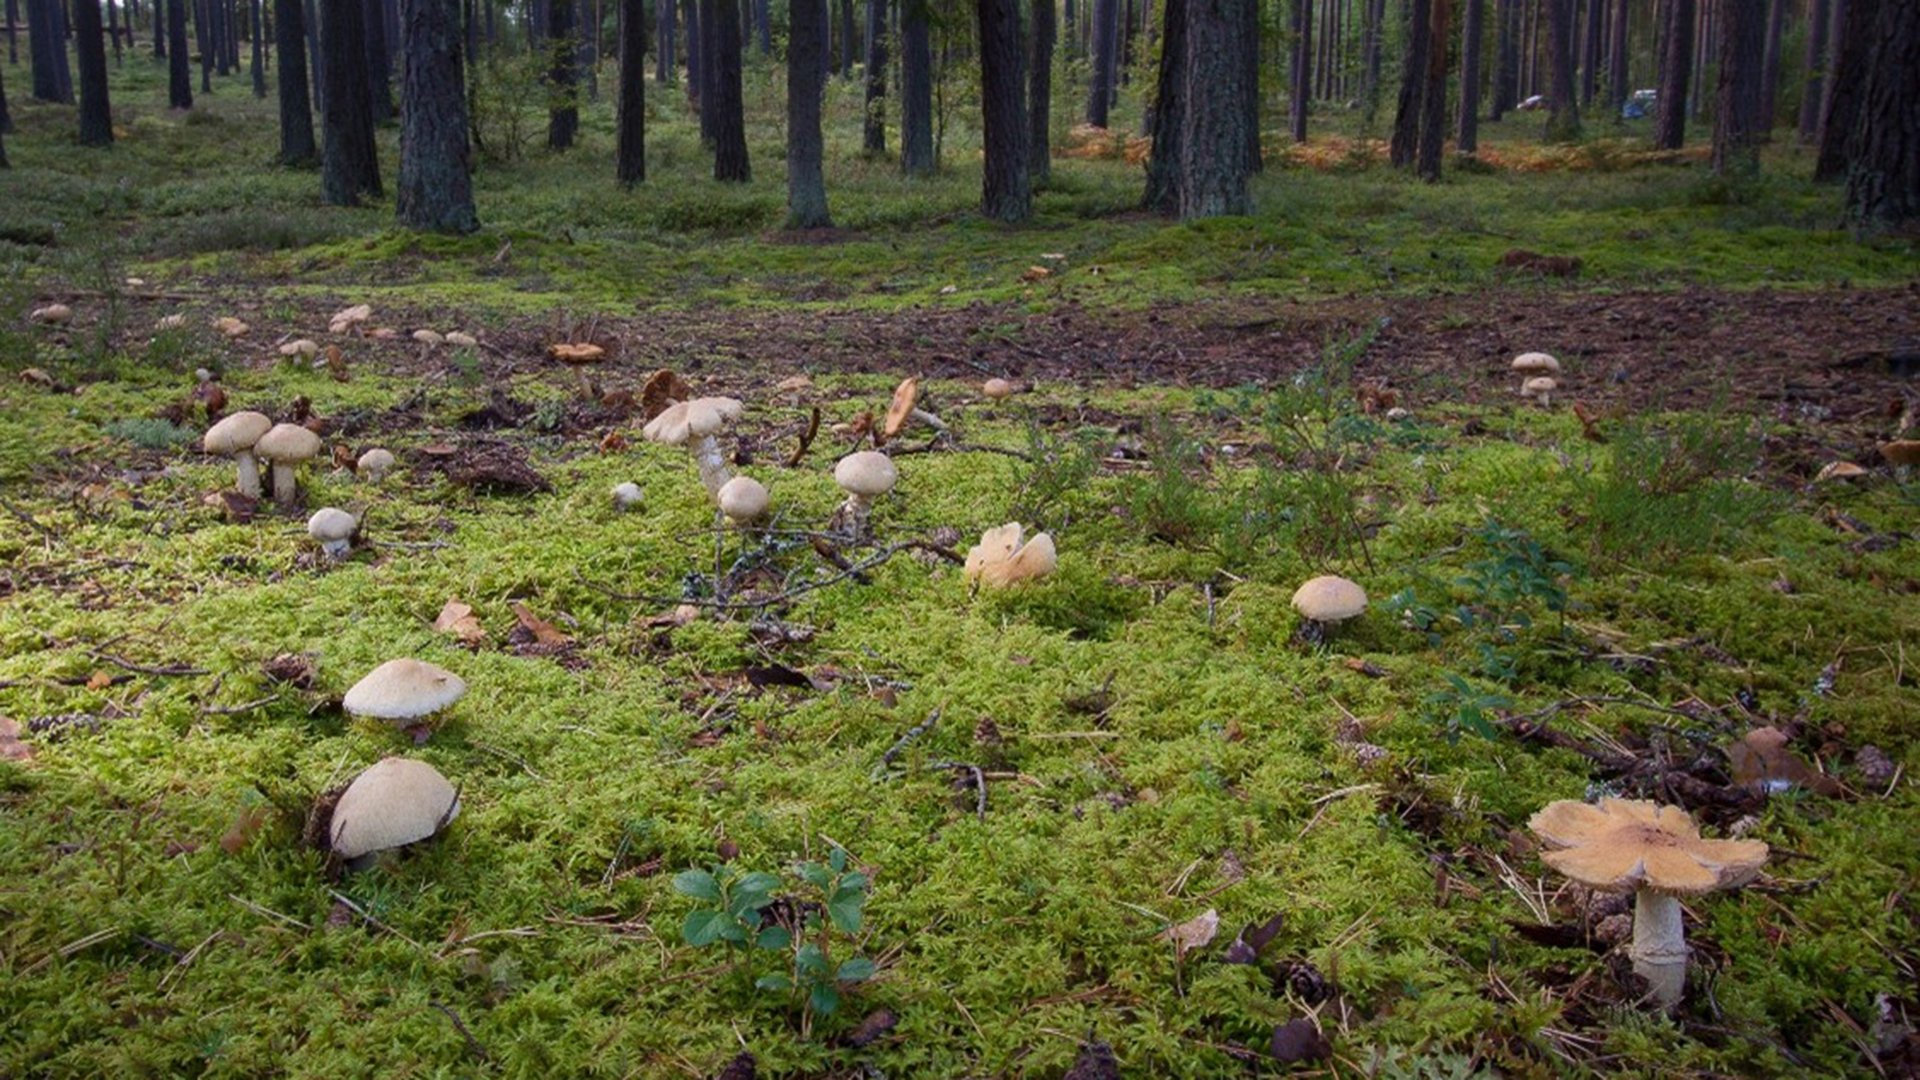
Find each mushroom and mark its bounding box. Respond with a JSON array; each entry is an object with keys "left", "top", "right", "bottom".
[
  {"left": 832, "top": 451, "right": 898, "bottom": 540},
  {"left": 411, "top": 329, "right": 445, "bottom": 346},
  {"left": 1290, "top": 575, "right": 1367, "bottom": 639},
  {"left": 203, "top": 410, "right": 274, "bottom": 498},
  {"left": 29, "top": 304, "right": 73, "bottom": 325},
  {"left": 155, "top": 314, "right": 188, "bottom": 331},
  {"left": 307, "top": 506, "right": 358, "bottom": 561},
  {"left": 1523, "top": 376, "right": 1558, "bottom": 407},
  {"left": 611, "top": 481, "right": 644, "bottom": 511},
  {"left": 356, "top": 448, "right": 396, "bottom": 482},
  {"left": 329, "top": 304, "right": 373, "bottom": 335},
  {"left": 343, "top": 658, "right": 468, "bottom": 737},
  {"left": 717, "top": 476, "right": 770, "bottom": 526},
  {"left": 880, "top": 376, "right": 948, "bottom": 443},
  {"left": 327, "top": 756, "right": 460, "bottom": 869},
  {"left": 213, "top": 316, "right": 250, "bottom": 338},
  {"left": 278, "top": 339, "right": 320, "bottom": 359},
  {"left": 642, "top": 397, "right": 744, "bottom": 497},
  {"left": 1881, "top": 440, "right": 1920, "bottom": 471},
  {"left": 255, "top": 423, "right": 324, "bottom": 506},
  {"left": 1511, "top": 352, "right": 1561, "bottom": 377},
  {"left": 445, "top": 331, "right": 478, "bottom": 348},
  {"left": 982, "top": 378, "right": 1014, "bottom": 401},
  {"left": 1529, "top": 798, "right": 1768, "bottom": 1008},
  {"left": 963, "top": 522, "right": 1057, "bottom": 588}
]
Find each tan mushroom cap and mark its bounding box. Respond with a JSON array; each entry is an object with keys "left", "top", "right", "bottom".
[
  {"left": 883, "top": 378, "right": 919, "bottom": 441},
  {"left": 204, "top": 410, "right": 273, "bottom": 455},
  {"left": 1291, "top": 575, "right": 1368, "bottom": 622},
  {"left": 983, "top": 378, "right": 1014, "bottom": 400},
  {"left": 307, "top": 507, "right": 357, "bottom": 542},
  {"left": 1511, "top": 352, "right": 1562, "bottom": 375},
  {"left": 642, "top": 397, "right": 744, "bottom": 445},
  {"left": 548, "top": 342, "right": 607, "bottom": 364},
  {"left": 717, "top": 476, "right": 770, "bottom": 521},
  {"left": 342, "top": 658, "right": 468, "bottom": 720},
  {"left": 357, "top": 447, "right": 396, "bottom": 476},
  {"left": 1529, "top": 798, "right": 1768, "bottom": 896},
  {"left": 256, "top": 422, "right": 323, "bottom": 463},
  {"left": 835, "top": 451, "right": 898, "bottom": 496},
  {"left": 1881, "top": 440, "right": 1920, "bottom": 467},
  {"left": 964, "top": 523, "right": 1057, "bottom": 587},
  {"left": 1523, "top": 376, "right": 1558, "bottom": 396},
  {"left": 328, "top": 757, "right": 460, "bottom": 860}
]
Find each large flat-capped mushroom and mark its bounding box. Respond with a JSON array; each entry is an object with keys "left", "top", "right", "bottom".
[
  {"left": 832, "top": 451, "right": 897, "bottom": 540},
  {"left": 204, "top": 410, "right": 274, "bottom": 498},
  {"left": 327, "top": 756, "right": 460, "bottom": 868},
  {"left": 256, "top": 422, "right": 323, "bottom": 506},
  {"left": 1291, "top": 575, "right": 1367, "bottom": 641},
  {"left": 643, "top": 397, "right": 744, "bottom": 497},
  {"left": 343, "top": 658, "right": 468, "bottom": 739},
  {"left": 1529, "top": 798, "right": 1768, "bottom": 1008}
]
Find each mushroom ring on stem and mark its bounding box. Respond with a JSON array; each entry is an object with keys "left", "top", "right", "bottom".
[
  {"left": 1529, "top": 798, "right": 1767, "bottom": 1009},
  {"left": 833, "top": 451, "right": 898, "bottom": 540},
  {"left": 643, "top": 397, "right": 744, "bottom": 497},
  {"left": 204, "top": 410, "right": 273, "bottom": 498},
  {"left": 255, "top": 423, "right": 324, "bottom": 506}
]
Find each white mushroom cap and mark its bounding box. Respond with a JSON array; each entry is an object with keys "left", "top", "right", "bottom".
[
  {"left": 1291, "top": 575, "right": 1368, "bottom": 622},
  {"left": 1511, "top": 352, "right": 1562, "bottom": 375},
  {"left": 357, "top": 448, "right": 396, "bottom": 479},
  {"left": 328, "top": 757, "right": 460, "bottom": 860},
  {"left": 342, "top": 659, "right": 468, "bottom": 720},
  {"left": 204, "top": 411, "right": 273, "bottom": 455},
  {"left": 717, "top": 476, "right": 770, "bottom": 522},
  {"left": 445, "top": 331, "right": 478, "bottom": 348},
  {"left": 256, "top": 423, "right": 323, "bottom": 463},
  {"left": 279, "top": 339, "right": 320, "bottom": 358},
  {"left": 307, "top": 507, "right": 357, "bottom": 543},
  {"left": 642, "top": 397, "right": 745, "bottom": 446},
  {"left": 835, "top": 451, "right": 898, "bottom": 497},
  {"left": 611, "top": 481, "right": 644, "bottom": 510},
  {"left": 964, "top": 523, "right": 1057, "bottom": 587},
  {"left": 412, "top": 329, "right": 445, "bottom": 345},
  {"left": 983, "top": 378, "right": 1014, "bottom": 400},
  {"left": 1523, "top": 376, "right": 1558, "bottom": 397}
]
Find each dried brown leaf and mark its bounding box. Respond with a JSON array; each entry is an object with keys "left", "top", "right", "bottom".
[{"left": 1158, "top": 908, "right": 1220, "bottom": 961}]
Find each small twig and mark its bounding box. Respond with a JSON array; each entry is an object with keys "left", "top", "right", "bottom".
[
  {"left": 926, "top": 760, "right": 988, "bottom": 819},
  {"left": 200, "top": 694, "right": 281, "bottom": 716},
  {"left": 0, "top": 494, "right": 56, "bottom": 540},
  {"left": 229, "top": 893, "right": 312, "bottom": 931},
  {"left": 327, "top": 890, "right": 429, "bottom": 953},
  {"left": 785, "top": 406, "right": 821, "bottom": 467},
  {"left": 429, "top": 1001, "right": 491, "bottom": 1062},
  {"left": 872, "top": 709, "right": 941, "bottom": 779},
  {"left": 581, "top": 538, "right": 959, "bottom": 613},
  {"left": 84, "top": 649, "right": 208, "bottom": 677},
  {"left": 160, "top": 930, "right": 225, "bottom": 995}
]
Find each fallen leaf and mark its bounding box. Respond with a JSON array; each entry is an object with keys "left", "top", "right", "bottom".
[
  {"left": 434, "top": 600, "right": 488, "bottom": 647},
  {"left": 1221, "top": 912, "right": 1285, "bottom": 964},
  {"left": 1020, "top": 265, "right": 1052, "bottom": 282},
  {"left": 839, "top": 1007, "right": 899, "bottom": 1048},
  {"left": 85, "top": 670, "right": 114, "bottom": 691},
  {"left": 510, "top": 602, "right": 571, "bottom": 647},
  {"left": 325, "top": 345, "right": 349, "bottom": 382},
  {"left": 1159, "top": 908, "right": 1220, "bottom": 961},
  {"left": 262, "top": 652, "right": 317, "bottom": 689},
  {"left": 1572, "top": 401, "right": 1607, "bottom": 443},
  {"left": 1728, "top": 726, "right": 1841, "bottom": 796},
  {"left": 643, "top": 604, "right": 701, "bottom": 629},
  {"left": 219, "top": 804, "right": 272, "bottom": 854},
  {"left": 0, "top": 718, "right": 35, "bottom": 762},
  {"left": 1269, "top": 1018, "right": 1330, "bottom": 1064},
  {"left": 1815, "top": 460, "right": 1867, "bottom": 483},
  {"left": 744, "top": 664, "right": 814, "bottom": 691}
]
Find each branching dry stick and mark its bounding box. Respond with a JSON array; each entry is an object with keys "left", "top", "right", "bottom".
[
  {"left": 579, "top": 538, "right": 962, "bottom": 614},
  {"left": 927, "top": 761, "right": 988, "bottom": 819},
  {"left": 871, "top": 709, "right": 941, "bottom": 779},
  {"left": 84, "top": 649, "right": 209, "bottom": 676},
  {"left": 429, "top": 1001, "right": 491, "bottom": 1062}
]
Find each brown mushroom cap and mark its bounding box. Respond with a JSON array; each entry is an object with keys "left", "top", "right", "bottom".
[
  {"left": 328, "top": 757, "right": 460, "bottom": 860},
  {"left": 1511, "top": 352, "right": 1562, "bottom": 375},
  {"left": 342, "top": 658, "right": 468, "bottom": 720},
  {"left": 255, "top": 422, "right": 323, "bottom": 463},
  {"left": 883, "top": 378, "right": 920, "bottom": 441},
  {"left": 1291, "top": 575, "right": 1368, "bottom": 622},
  {"left": 1529, "top": 798, "right": 1768, "bottom": 896},
  {"left": 1523, "top": 376, "right": 1558, "bottom": 396},
  {"left": 834, "top": 451, "right": 898, "bottom": 496},
  {"left": 983, "top": 378, "right": 1014, "bottom": 400},
  {"left": 1881, "top": 440, "right": 1920, "bottom": 467},
  {"left": 204, "top": 410, "right": 273, "bottom": 455},
  {"left": 548, "top": 342, "right": 607, "bottom": 364}
]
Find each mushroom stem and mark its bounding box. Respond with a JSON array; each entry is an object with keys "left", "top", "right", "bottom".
[
  {"left": 270, "top": 462, "right": 298, "bottom": 506},
  {"left": 319, "top": 537, "right": 352, "bottom": 562},
  {"left": 235, "top": 452, "right": 262, "bottom": 498},
  {"left": 692, "top": 435, "right": 732, "bottom": 497},
  {"left": 839, "top": 492, "right": 874, "bottom": 540},
  {"left": 1630, "top": 889, "right": 1688, "bottom": 1008}
]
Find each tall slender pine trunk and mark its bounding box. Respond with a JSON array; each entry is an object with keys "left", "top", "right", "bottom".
[
  {"left": 976, "top": 0, "right": 1029, "bottom": 221},
  {"left": 1653, "top": 0, "right": 1691, "bottom": 147},
  {"left": 617, "top": 0, "right": 646, "bottom": 183},
  {"left": 899, "top": 0, "right": 933, "bottom": 174},
  {"left": 787, "top": 0, "right": 831, "bottom": 223},
  {"left": 275, "top": 0, "right": 316, "bottom": 162},
  {"left": 75, "top": 0, "right": 115, "bottom": 145}
]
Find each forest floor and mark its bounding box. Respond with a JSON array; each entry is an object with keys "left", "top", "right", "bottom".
[{"left": 3, "top": 50, "right": 1920, "bottom": 1080}]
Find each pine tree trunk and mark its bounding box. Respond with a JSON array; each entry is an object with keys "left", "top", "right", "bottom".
[
  {"left": 1842, "top": 0, "right": 1918, "bottom": 227},
  {"left": 155, "top": 0, "right": 167, "bottom": 57},
  {"left": 1390, "top": 0, "right": 1431, "bottom": 165},
  {"left": 1796, "top": 0, "right": 1826, "bottom": 141},
  {"left": 168, "top": 0, "right": 192, "bottom": 104},
  {"left": 1241, "top": 0, "right": 1260, "bottom": 169},
  {"left": 1580, "top": 0, "right": 1599, "bottom": 105},
  {"left": 0, "top": 65, "right": 9, "bottom": 167},
  {"left": 900, "top": 0, "right": 933, "bottom": 173},
  {"left": 1087, "top": 0, "right": 1115, "bottom": 124},
  {"left": 1653, "top": 0, "right": 1689, "bottom": 144},
  {"left": 1758, "top": 0, "right": 1784, "bottom": 129},
  {"left": 838, "top": 0, "right": 852, "bottom": 75},
  {"left": 396, "top": 0, "right": 477, "bottom": 230},
  {"left": 1416, "top": 0, "right": 1449, "bottom": 178},
  {"left": 1491, "top": 0, "right": 1514, "bottom": 117},
  {"left": 1712, "top": 0, "right": 1765, "bottom": 175},
  {"left": 305, "top": 0, "right": 322, "bottom": 110},
  {"left": 75, "top": 0, "right": 114, "bottom": 144},
  {"left": 249, "top": 0, "right": 264, "bottom": 95},
  {"left": 275, "top": 0, "right": 315, "bottom": 162},
  {"left": 617, "top": 0, "right": 646, "bottom": 182},
  {"left": 711, "top": 0, "right": 748, "bottom": 178},
  {"left": 548, "top": 0, "right": 579, "bottom": 147},
  {"left": 1605, "top": 0, "right": 1625, "bottom": 110},
  {"left": 787, "top": 0, "right": 831, "bottom": 222},
  {"left": 1814, "top": 0, "right": 1872, "bottom": 180},
  {"left": 1142, "top": 0, "right": 1185, "bottom": 209},
  {"left": 1290, "top": 0, "right": 1310, "bottom": 141},
  {"left": 108, "top": 0, "right": 121, "bottom": 64},
  {"left": 363, "top": 0, "right": 394, "bottom": 119},
  {"left": 1458, "top": 0, "right": 1481, "bottom": 149},
  {"left": 1544, "top": 0, "right": 1580, "bottom": 138},
  {"left": 699, "top": 0, "right": 717, "bottom": 136},
  {"left": 755, "top": 0, "right": 769, "bottom": 52},
  {"left": 1029, "top": 0, "right": 1054, "bottom": 181},
  {"left": 685, "top": 0, "right": 702, "bottom": 112},
  {"left": 975, "top": 0, "right": 1030, "bottom": 221},
  {"left": 863, "top": 0, "right": 887, "bottom": 153},
  {"left": 321, "top": 0, "right": 382, "bottom": 203},
  {"left": 1179, "top": 0, "right": 1253, "bottom": 216},
  {"left": 29, "top": 0, "right": 69, "bottom": 102},
  {"left": 657, "top": 0, "right": 674, "bottom": 83}
]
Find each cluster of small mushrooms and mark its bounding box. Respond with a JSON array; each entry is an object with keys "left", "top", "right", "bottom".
[{"left": 1511, "top": 352, "right": 1561, "bottom": 406}]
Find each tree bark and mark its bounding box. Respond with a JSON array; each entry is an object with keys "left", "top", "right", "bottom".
[
  {"left": 1580, "top": 0, "right": 1599, "bottom": 106},
  {"left": 321, "top": 0, "right": 382, "bottom": 204},
  {"left": 548, "top": 0, "right": 579, "bottom": 148},
  {"left": 167, "top": 0, "right": 192, "bottom": 105},
  {"left": 1087, "top": 0, "right": 1115, "bottom": 124},
  {"left": 74, "top": 0, "right": 114, "bottom": 144},
  {"left": 1758, "top": 0, "right": 1784, "bottom": 129},
  {"left": 1814, "top": 0, "right": 1872, "bottom": 180},
  {"left": 1653, "top": 0, "right": 1690, "bottom": 146},
  {"left": 900, "top": 0, "right": 933, "bottom": 173},
  {"left": 685, "top": 0, "right": 701, "bottom": 110},
  {"left": 0, "top": 65, "right": 9, "bottom": 167},
  {"left": 698, "top": 0, "right": 716, "bottom": 137},
  {"left": 1842, "top": 0, "right": 1918, "bottom": 227},
  {"left": 657, "top": 0, "right": 674, "bottom": 84},
  {"left": 1544, "top": 0, "right": 1580, "bottom": 139},
  {"left": 711, "top": 0, "right": 748, "bottom": 178},
  {"left": 305, "top": 0, "right": 323, "bottom": 111},
  {"left": 976, "top": 0, "right": 1030, "bottom": 221},
  {"left": 1289, "top": 0, "right": 1310, "bottom": 141},
  {"left": 1605, "top": 0, "right": 1626, "bottom": 111},
  {"left": 29, "top": 0, "right": 71, "bottom": 102},
  {"left": 1491, "top": 0, "right": 1514, "bottom": 117},
  {"left": 1796, "top": 0, "right": 1826, "bottom": 142},
  {"left": 397, "top": 0, "right": 477, "bottom": 230},
  {"left": 863, "top": 0, "right": 887, "bottom": 153},
  {"left": 838, "top": 0, "right": 852, "bottom": 75},
  {"left": 1179, "top": 0, "right": 1253, "bottom": 216},
  {"left": 1711, "top": 0, "right": 1765, "bottom": 176},
  {"left": 1029, "top": 0, "right": 1054, "bottom": 181},
  {"left": 1458, "top": 0, "right": 1481, "bottom": 149},
  {"left": 1389, "top": 0, "right": 1431, "bottom": 165},
  {"left": 275, "top": 0, "right": 315, "bottom": 163},
  {"left": 363, "top": 0, "right": 394, "bottom": 119},
  {"left": 787, "top": 0, "right": 831, "bottom": 223},
  {"left": 617, "top": 0, "right": 646, "bottom": 183},
  {"left": 1141, "top": 0, "right": 1185, "bottom": 211},
  {"left": 1416, "top": 0, "right": 1449, "bottom": 179}
]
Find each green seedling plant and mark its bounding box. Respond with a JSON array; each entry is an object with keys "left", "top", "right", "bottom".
[{"left": 757, "top": 848, "right": 877, "bottom": 1019}]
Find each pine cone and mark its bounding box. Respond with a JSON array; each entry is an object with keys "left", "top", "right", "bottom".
[
  {"left": 1274, "top": 958, "right": 1334, "bottom": 1004},
  {"left": 974, "top": 716, "right": 1004, "bottom": 747},
  {"left": 713, "top": 1051, "right": 756, "bottom": 1080}
]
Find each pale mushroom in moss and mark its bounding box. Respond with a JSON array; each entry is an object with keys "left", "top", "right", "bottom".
[
  {"left": 964, "top": 523, "right": 1057, "bottom": 588},
  {"left": 307, "top": 507, "right": 358, "bottom": 561},
  {"left": 203, "top": 410, "right": 273, "bottom": 498},
  {"left": 1529, "top": 797, "right": 1768, "bottom": 1008},
  {"left": 30, "top": 304, "right": 73, "bottom": 325},
  {"left": 1882, "top": 440, "right": 1920, "bottom": 473},
  {"left": 643, "top": 397, "right": 744, "bottom": 497},
  {"left": 445, "top": 331, "right": 478, "bottom": 348},
  {"left": 327, "top": 757, "right": 460, "bottom": 869},
  {"left": 983, "top": 378, "right": 1014, "bottom": 402},
  {"left": 1291, "top": 575, "right": 1367, "bottom": 640},
  {"left": 833, "top": 451, "right": 897, "bottom": 540},
  {"left": 343, "top": 658, "right": 467, "bottom": 739},
  {"left": 1523, "top": 376, "right": 1558, "bottom": 407},
  {"left": 356, "top": 448, "right": 396, "bottom": 482},
  {"left": 1511, "top": 352, "right": 1561, "bottom": 377},
  {"left": 611, "top": 481, "right": 644, "bottom": 511},
  {"left": 255, "top": 423, "right": 323, "bottom": 506},
  {"left": 279, "top": 338, "right": 320, "bottom": 359},
  {"left": 717, "top": 476, "right": 770, "bottom": 526},
  {"left": 411, "top": 329, "right": 445, "bottom": 346}
]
